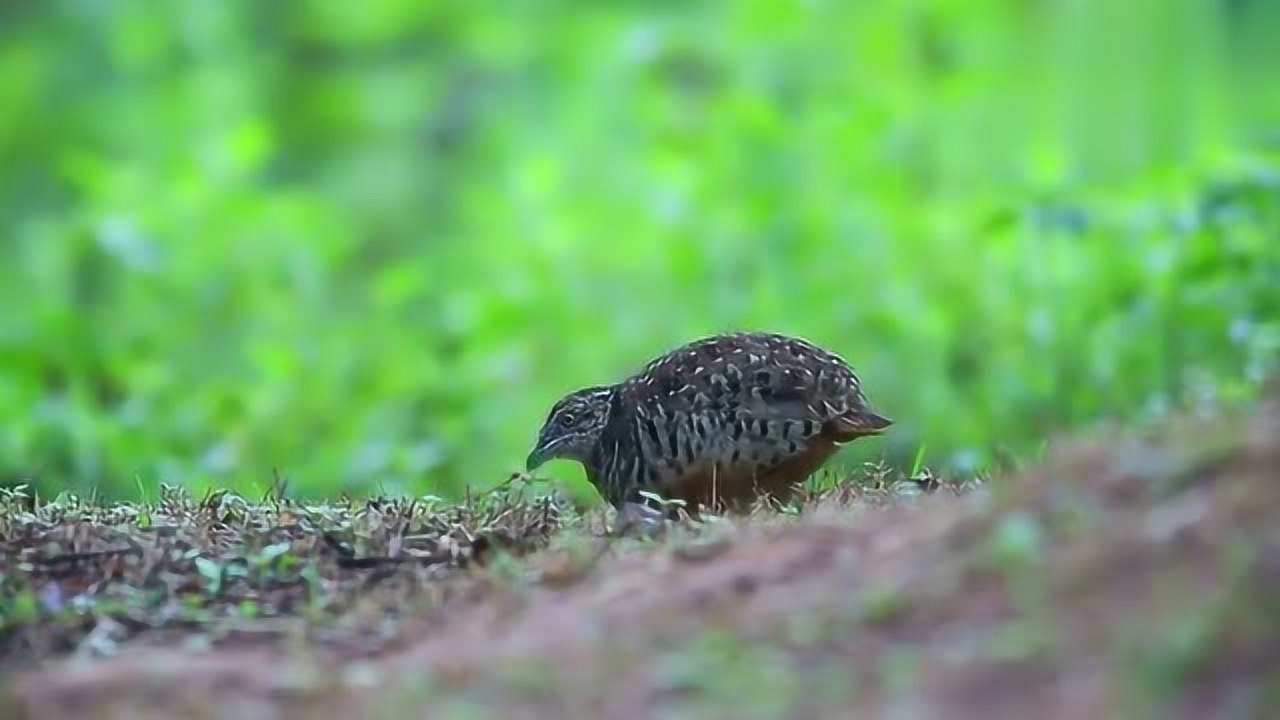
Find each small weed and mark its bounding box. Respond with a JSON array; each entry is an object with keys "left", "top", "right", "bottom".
[
  {"left": 500, "top": 658, "right": 561, "bottom": 699},
  {"left": 859, "top": 583, "right": 908, "bottom": 625},
  {"left": 0, "top": 589, "right": 40, "bottom": 629},
  {"left": 910, "top": 444, "right": 928, "bottom": 478},
  {"left": 877, "top": 647, "right": 923, "bottom": 700},
  {"left": 988, "top": 618, "right": 1057, "bottom": 663},
  {"left": 652, "top": 629, "right": 800, "bottom": 720},
  {"left": 194, "top": 557, "right": 223, "bottom": 595},
  {"left": 987, "top": 510, "right": 1046, "bottom": 570}
]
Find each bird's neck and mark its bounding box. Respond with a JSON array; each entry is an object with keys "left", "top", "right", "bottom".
[{"left": 581, "top": 444, "right": 604, "bottom": 488}]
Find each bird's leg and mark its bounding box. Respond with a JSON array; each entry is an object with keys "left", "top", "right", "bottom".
[{"left": 613, "top": 501, "right": 668, "bottom": 538}]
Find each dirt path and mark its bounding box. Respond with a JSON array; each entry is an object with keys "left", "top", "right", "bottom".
[{"left": 6, "top": 399, "right": 1279, "bottom": 719}]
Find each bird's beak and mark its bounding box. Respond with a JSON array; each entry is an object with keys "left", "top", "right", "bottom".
[
  {"left": 525, "top": 448, "right": 545, "bottom": 472},
  {"left": 863, "top": 411, "right": 893, "bottom": 434},
  {"left": 525, "top": 439, "right": 558, "bottom": 472}
]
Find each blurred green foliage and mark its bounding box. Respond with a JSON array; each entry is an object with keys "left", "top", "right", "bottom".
[{"left": 1, "top": 0, "right": 1278, "bottom": 502}]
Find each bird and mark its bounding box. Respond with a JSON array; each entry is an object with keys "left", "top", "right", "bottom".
[{"left": 525, "top": 331, "right": 892, "bottom": 520}]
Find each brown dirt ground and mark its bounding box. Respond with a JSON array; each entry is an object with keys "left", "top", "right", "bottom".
[{"left": 5, "top": 396, "right": 1280, "bottom": 720}]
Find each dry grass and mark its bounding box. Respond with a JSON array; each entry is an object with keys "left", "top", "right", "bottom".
[{"left": 0, "top": 478, "right": 568, "bottom": 665}]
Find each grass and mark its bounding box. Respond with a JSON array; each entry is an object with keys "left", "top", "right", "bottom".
[{"left": 0, "top": 479, "right": 566, "bottom": 664}]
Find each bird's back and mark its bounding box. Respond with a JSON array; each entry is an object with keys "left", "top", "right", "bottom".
[{"left": 594, "top": 332, "right": 889, "bottom": 510}]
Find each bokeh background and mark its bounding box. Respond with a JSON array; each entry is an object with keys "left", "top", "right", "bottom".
[{"left": 2, "top": 0, "right": 1277, "bottom": 503}]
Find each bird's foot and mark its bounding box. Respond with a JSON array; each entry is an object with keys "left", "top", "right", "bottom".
[{"left": 612, "top": 501, "right": 668, "bottom": 539}]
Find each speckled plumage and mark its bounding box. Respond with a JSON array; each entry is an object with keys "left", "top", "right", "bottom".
[{"left": 526, "top": 332, "right": 892, "bottom": 513}]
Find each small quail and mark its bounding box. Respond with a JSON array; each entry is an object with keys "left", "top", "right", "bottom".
[{"left": 525, "top": 332, "right": 891, "bottom": 518}]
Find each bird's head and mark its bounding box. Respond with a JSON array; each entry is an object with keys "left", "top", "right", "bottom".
[{"left": 526, "top": 385, "right": 615, "bottom": 473}]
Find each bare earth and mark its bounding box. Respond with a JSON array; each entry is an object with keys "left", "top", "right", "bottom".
[{"left": 4, "top": 397, "right": 1279, "bottom": 719}]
